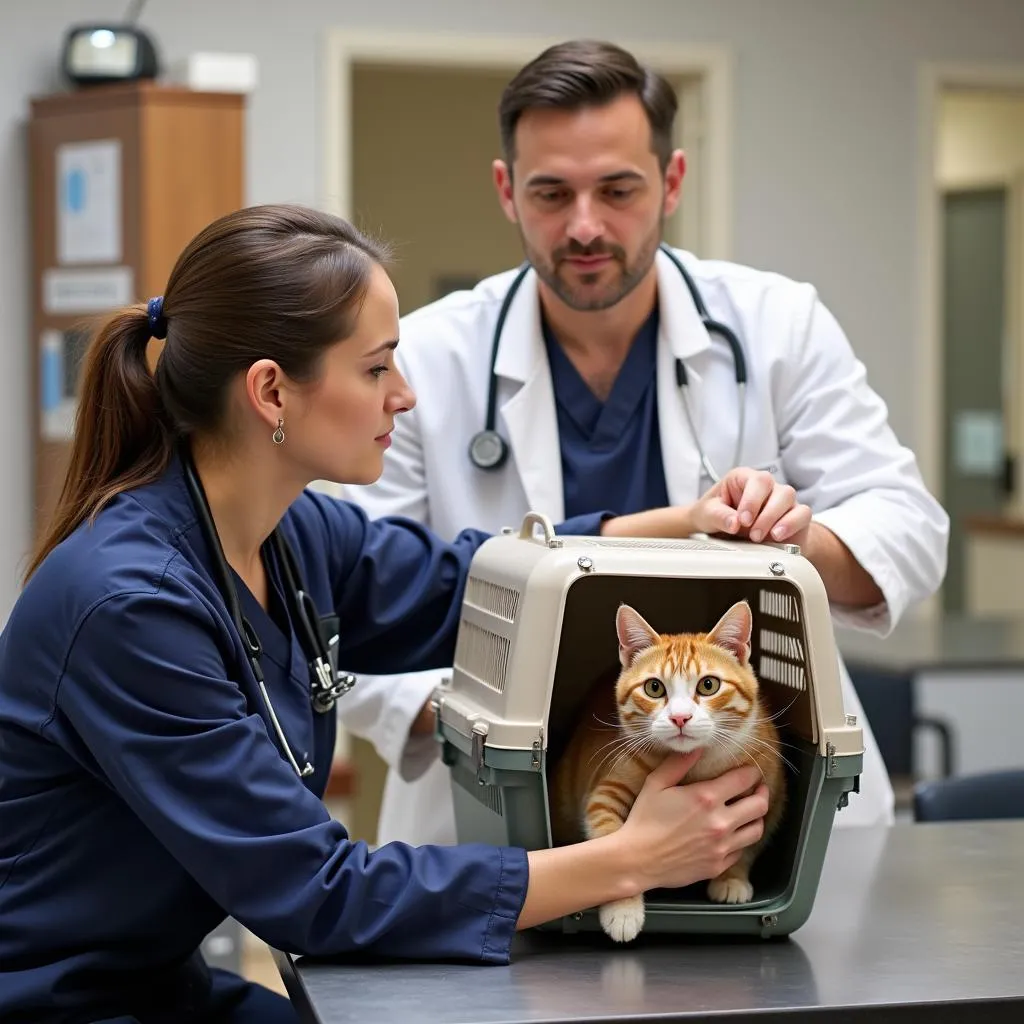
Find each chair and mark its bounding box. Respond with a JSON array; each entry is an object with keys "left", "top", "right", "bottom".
[
  {"left": 913, "top": 768, "right": 1024, "bottom": 822},
  {"left": 847, "top": 665, "right": 956, "bottom": 779}
]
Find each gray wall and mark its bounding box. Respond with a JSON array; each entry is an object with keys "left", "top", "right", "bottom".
[{"left": 3, "top": 0, "right": 1024, "bottom": 617}]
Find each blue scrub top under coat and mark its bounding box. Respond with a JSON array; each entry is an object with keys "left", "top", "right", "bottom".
[
  {"left": 0, "top": 454, "right": 609, "bottom": 1024},
  {"left": 543, "top": 307, "right": 670, "bottom": 519}
]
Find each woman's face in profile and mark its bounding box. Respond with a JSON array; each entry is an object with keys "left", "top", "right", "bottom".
[{"left": 286, "top": 263, "right": 416, "bottom": 486}]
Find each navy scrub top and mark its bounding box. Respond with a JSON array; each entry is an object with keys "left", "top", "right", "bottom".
[
  {"left": 543, "top": 308, "right": 670, "bottom": 519},
  {"left": 0, "top": 454, "right": 608, "bottom": 1023}
]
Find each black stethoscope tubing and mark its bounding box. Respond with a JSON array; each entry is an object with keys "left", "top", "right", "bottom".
[
  {"left": 183, "top": 448, "right": 352, "bottom": 778},
  {"left": 467, "top": 243, "right": 748, "bottom": 483}
]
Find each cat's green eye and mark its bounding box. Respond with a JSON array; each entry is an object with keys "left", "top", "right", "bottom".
[
  {"left": 642, "top": 678, "right": 665, "bottom": 699},
  {"left": 696, "top": 676, "right": 721, "bottom": 696}
]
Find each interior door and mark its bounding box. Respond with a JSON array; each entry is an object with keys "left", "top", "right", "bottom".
[{"left": 941, "top": 187, "right": 1009, "bottom": 612}]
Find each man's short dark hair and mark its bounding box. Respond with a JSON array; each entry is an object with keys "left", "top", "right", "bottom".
[{"left": 498, "top": 40, "right": 678, "bottom": 172}]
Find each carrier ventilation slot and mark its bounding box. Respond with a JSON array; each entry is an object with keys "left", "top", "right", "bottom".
[
  {"left": 759, "top": 589, "right": 799, "bottom": 622},
  {"left": 591, "top": 538, "right": 727, "bottom": 551},
  {"left": 454, "top": 621, "right": 510, "bottom": 693},
  {"left": 465, "top": 577, "right": 521, "bottom": 622},
  {"left": 473, "top": 783, "right": 504, "bottom": 816}
]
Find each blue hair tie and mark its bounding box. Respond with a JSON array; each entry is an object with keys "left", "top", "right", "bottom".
[{"left": 147, "top": 296, "right": 168, "bottom": 340}]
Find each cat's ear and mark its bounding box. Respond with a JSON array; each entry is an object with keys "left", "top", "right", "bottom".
[
  {"left": 708, "top": 600, "right": 752, "bottom": 664},
  {"left": 616, "top": 605, "right": 660, "bottom": 667}
]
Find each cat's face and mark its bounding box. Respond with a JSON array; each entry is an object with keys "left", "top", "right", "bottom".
[{"left": 614, "top": 601, "right": 759, "bottom": 755}]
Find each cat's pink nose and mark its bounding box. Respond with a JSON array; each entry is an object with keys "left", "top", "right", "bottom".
[{"left": 669, "top": 712, "right": 692, "bottom": 730}]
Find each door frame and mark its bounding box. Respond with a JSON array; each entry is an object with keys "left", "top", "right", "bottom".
[
  {"left": 916, "top": 62, "right": 1024, "bottom": 510},
  {"left": 321, "top": 30, "right": 735, "bottom": 260}
]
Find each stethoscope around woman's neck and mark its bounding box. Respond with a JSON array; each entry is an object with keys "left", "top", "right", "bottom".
[{"left": 182, "top": 447, "right": 354, "bottom": 779}]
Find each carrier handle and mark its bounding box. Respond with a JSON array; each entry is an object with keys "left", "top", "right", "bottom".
[{"left": 518, "top": 511, "right": 557, "bottom": 546}]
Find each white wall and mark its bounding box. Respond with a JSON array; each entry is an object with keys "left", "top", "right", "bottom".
[{"left": 4, "top": 0, "right": 1024, "bottom": 618}]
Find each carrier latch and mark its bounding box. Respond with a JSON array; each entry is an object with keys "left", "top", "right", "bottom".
[{"left": 471, "top": 720, "right": 489, "bottom": 777}]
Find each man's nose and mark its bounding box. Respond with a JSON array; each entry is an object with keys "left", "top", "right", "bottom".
[{"left": 567, "top": 197, "right": 603, "bottom": 247}]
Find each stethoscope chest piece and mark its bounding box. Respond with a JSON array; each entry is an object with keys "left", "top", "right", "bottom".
[
  {"left": 470, "top": 245, "right": 748, "bottom": 482},
  {"left": 468, "top": 429, "right": 509, "bottom": 471},
  {"left": 311, "top": 665, "right": 356, "bottom": 714}
]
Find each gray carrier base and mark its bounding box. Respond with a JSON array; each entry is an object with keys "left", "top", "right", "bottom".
[{"left": 435, "top": 513, "right": 863, "bottom": 939}]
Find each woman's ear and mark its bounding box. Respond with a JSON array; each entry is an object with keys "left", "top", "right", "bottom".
[{"left": 244, "top": 359, "right": 286, "bottom": 431}]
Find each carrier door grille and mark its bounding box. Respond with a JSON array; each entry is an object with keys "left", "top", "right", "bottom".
[
  {"left": 454, "top": 621, "right": 511, "bottom": 693},
  {"left": 757, "top": 588, "right": 807, "bottom": 692},
  {"left": 759, "top": 589, "right": 799, "bottom": 622}
]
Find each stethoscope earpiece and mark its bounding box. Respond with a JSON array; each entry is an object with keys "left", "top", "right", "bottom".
[{"left": 472, "top": 245, "right": 748, "bottom": 481}]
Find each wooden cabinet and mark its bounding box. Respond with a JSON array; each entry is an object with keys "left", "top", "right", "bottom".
[{"left": 28, "top": 82, "right": 245, "bottom": 538}]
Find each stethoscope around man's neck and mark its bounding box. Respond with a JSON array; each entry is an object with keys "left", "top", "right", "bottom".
[
  {"left": 182, "top": 447, "right": 354, "bottom": 779},
  {"left": 467, "top": 243, "right": 749, "bottom": 485}
]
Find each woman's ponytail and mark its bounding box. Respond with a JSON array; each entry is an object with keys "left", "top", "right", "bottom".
[
  {"left": 25, "top": 203, "right": 392, "bottom": 581},
  {"left": 25, "top": 304, "right": 175, "bottom": 581}
]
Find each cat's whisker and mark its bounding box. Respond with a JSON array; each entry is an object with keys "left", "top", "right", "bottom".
[
  {"left": 587, "top": 734, "right": 643, "bottom": 773},
  {"left": 605, "top": 733, "right": 660, "bottom": 775},
  {"left": 709, "top": 732, "right": 769, "bottom": 786},
  {"left": 587, "top": 726, "right": 655, "bottom": 774},
  {"left": 719, "top": 728, "right": 799, "bottom": 776},
  {"left": 761, "top": 695, "right": 801, "bottom": 723},
  {"left": 736, "top": 727, "right": 797, "bottom": 761}
]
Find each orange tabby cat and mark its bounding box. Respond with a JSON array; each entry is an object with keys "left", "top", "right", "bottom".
[{"left": 551, "top": 599, "right": 786, "bottom": 942}]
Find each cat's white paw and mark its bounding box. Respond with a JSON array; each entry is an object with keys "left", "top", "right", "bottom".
[
  {"left": 599, "top": 896, "right": 645, "bottom": 942},
  {"left": 708, "top": 875, "right": 754, "bottom": 904}
]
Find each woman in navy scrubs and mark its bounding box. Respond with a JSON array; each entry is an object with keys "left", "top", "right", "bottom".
[{"left": 0, "top": 204, "right": 769, "bottom": 1023}]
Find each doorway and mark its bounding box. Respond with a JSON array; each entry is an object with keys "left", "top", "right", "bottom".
[{"left": 930, "top": 83, "right": 1024, "bottom": 613}]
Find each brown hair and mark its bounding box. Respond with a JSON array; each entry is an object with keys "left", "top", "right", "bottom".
[
  {"left": 26, "top": 203, "right": 389, "bottom": 581},
  {"left": 498, "top": 39, "right": 678, "bottom": 172}
]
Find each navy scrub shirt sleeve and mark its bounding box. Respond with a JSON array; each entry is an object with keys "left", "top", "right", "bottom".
[
  {"left": 295, "top": 492, "right": 612, "bottom": 674},
  {"left": 51, "top": 572, "right": 529, "bottom": 964}
]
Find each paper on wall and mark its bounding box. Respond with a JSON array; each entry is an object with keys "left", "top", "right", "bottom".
[
  {"left": 42, "top": 266, "right": 134, "bottom": 314},
  {"left": 56, "top": 139, "right": 122, "bottom": 264},
  {"left": 40, "top": 329, "right": 78, "bottom": 441}
]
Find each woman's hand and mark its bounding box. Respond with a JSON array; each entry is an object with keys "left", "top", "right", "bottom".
[
  {"left": 614, "top": 751, "right": 769, "bottom": 893},
  {"left": 518, "top": 751, "right": 768, "bottom": 930}
]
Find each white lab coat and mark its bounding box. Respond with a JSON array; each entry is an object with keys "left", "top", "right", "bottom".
[{"left": 341, "top": 247, "right": 949, "bottom": 845}]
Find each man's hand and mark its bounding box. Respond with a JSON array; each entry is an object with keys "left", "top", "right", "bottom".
[
  {"left": 410, "top": 697, "right": 437, "bottom": 736},
  {"left": 692, "top": 467, "right": 811, "bottom": 546},
  {"left": 695, "top": 467, "right": 883, "bottom": 608}
]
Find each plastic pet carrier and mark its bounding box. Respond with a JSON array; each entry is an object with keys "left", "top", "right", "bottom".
[{"left": 433, "top": 513, "right": 863, "bottom": 939}]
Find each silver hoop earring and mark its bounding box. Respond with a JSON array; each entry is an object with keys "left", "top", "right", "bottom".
[{"left": 272, "top": 418, "right": 285, "bottom": 445}]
